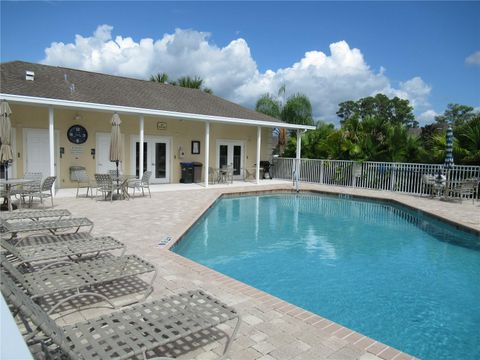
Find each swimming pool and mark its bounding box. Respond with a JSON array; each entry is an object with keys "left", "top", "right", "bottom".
[{"left": 173, "top": 193, "right": 480, "bottom": 360}]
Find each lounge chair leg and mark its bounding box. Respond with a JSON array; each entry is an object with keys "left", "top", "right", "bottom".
[{"left": 219, "top": 316, "right": 242, "bottom": 360}]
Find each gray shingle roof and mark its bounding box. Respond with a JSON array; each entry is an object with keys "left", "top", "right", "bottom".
[{"left": 0, "top": 61, "right": 281, "bottom": 123}]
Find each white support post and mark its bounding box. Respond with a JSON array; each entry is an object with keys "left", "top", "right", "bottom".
[
  {"left": 139, "top": 116, "right": 144, "bottom": 177},
  {"left": 204, "top": 121, "right": 210, "bottom": 188},
  {"left": 295, "top": 130, "right": 302, "bottom": 191},
  {"left": 256, "top": 126, "right": 261, "bottom": 184},
  {"left": 48, "top": 107, "right": 55, "bottom": 196}
]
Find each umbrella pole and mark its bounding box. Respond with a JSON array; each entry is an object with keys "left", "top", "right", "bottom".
[
  {"left": 1, "top": 162, "right": 13, "bottom": 211},
  {"left": 116, "top": 160, "right": 120, "bottom": 195}
]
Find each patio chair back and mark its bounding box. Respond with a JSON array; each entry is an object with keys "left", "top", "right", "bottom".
[
  {"left": 0, "top": 272, "right": 69, "bottom": 353},
  {"left": 24, "top": 172, "right": 43, "bottom": 191},
  {"left": 95, "top": 173, "right": 112, "bottom": 188},
  {"left": 141, "top": 170, "right": 152, "bottom": 184},
  {"left": 41, "top": 176, "right": 57, "bottom": 192}
]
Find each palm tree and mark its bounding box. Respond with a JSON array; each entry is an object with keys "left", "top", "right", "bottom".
[
  {"left": 255, "top": 87, "right": 314, "bottom": 155},
  {"left": 150, "top": 72, "right": 170, "bottom": 83},
  {"left": 281, "top": 94, "right": 314, "bottom": 126},
  {"left": 149, "top": 73, "right": 213, "bottom": 94},
  {"left": 457, "top": 117, "right": 480, "bottom": 164},
  {"left": 176, "top": 76, "right": 203, "bottom": 89},
  {"left": 255, "top": 94, "right": 281, "bottom": 119},
  {"left": 255, "top": 91, "right": 314, "bottom": 125}
]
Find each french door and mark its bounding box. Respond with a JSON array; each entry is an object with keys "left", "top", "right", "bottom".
[
  {"left": 216, "top": 140, "right": 244, "bottom": 179},
  {"left": 131, "top": 136, "right": 171, "bottom": 183}
]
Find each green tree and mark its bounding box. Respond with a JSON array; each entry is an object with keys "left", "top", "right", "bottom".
[
  {"left": 337, "top": 94, "right": 417, "bottom": 128},
  {"left": 434, "top": 103, "right": 476, "bottom": 127}
]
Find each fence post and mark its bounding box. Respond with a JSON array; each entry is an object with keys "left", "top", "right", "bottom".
[
  {"left": 320, "top": 160, "right": 324, "bottom": 185},
  {"left": 390, "top": 163, "right": 397, "bottom": 192}
]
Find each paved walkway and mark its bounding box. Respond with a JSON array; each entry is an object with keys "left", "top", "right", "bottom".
[{"left": 42, "top": 182, "right": 478, "bottom": 359}]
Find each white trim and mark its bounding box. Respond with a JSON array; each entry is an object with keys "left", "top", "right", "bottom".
[{"left": 0, "top": 93, "right": 316, "bottom": 130}]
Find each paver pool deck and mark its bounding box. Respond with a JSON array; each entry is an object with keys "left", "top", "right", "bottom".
[{"left": 36, "top": 182, "right": 479, "bottom": 359}]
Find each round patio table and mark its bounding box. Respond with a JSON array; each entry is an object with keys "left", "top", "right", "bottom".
[{"left": 0, "top": 179, "right": 35, "bottom": 212}]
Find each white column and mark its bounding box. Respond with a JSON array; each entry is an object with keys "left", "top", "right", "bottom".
[
  {"left": 48, "top": 107, "right": 55, "bottom": 196},
  {"left": 139, "top": 116, "right": 144, "bottom": 176},
  {"left": 204, "top": 121, "right": 210, "bottom": 188},
  {"left": 256, "top": 126, "right": 261, "bottom": 184},
  {"left": 48, "top": 107, "right": 55, "bottom": 177},
  {"left": 295, "top": 130, "right": 302, "bottom": 188}
]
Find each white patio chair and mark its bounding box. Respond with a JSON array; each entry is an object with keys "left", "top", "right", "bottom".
[
  {"left": 127, "top": 170, "right": 152, "bottom": 198},
  {"left": 72, "top": 169, "right": 96, "bottom": 198},
  {"left": 94, "top": 173, "right": 114, "bottom": 202},
  {"left": 28, "top": 176, "right": 56, "bottom": 208}
]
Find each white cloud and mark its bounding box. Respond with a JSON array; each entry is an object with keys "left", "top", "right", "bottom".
[
  {"left": 418, "top": 109, "right": 438, "bottom": 126},
  {"left": 42, "top": 25, "right": 433, "bottom": 123},
  {"left": 465, "top": 50, "right": 480, "bottom": 66}
]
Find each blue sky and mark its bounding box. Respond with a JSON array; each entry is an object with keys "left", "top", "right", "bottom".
[{"left": 1, "top": 1, "right": 479, "bottom": 125}]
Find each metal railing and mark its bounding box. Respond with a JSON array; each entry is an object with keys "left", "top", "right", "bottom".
[{"left": 272, "top": 157, "right": 480, "bottom": 200}]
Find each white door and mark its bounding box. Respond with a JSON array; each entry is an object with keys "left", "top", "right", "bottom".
[
  {"left": 23, "top": 128, "right": 60, "bottom": 187},
  {"left": 130, "top": 136, "right": 171, "bottom": 183},
  {"left": 216, "top": 140, "right": 244, "bottom": 179},
  {"left": 96, "top": 133, "right": 122, "bottom": 173}
]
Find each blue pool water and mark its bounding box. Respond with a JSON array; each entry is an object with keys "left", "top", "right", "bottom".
[{"left": 173, "top": 193, "right": 480, "bottom": 359}]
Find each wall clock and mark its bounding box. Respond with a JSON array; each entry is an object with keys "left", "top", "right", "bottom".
[{"left": 67, "top": 125, "right": 88, "bottom": 144}]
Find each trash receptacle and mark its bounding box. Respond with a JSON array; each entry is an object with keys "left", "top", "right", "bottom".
[
  {"left": 69, "top": 166, "right": 86, "bottom": 181},
  {"left": 180, "top": 162, "right": 194, "bottom": 183},
  {"left": 192, "top": 162, "right": 203, "bottom": 183}
]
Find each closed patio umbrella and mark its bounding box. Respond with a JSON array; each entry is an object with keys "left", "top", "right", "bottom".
[
  {"left": 442, "top": 124, "right": 455, "bottom": 196},
  {"left": 109, "top": 113, "right": 123, "bottom": 197},
  {"left": 109, "top": 113, "right": 123, "bottom": 178},
  {"left": 0, "top": 101, "right": 13, "bottom": 180},
  {"left": 444, "top": 125, "right": 454, "bottom": 170},
  {"left": 0, "top": 101, "right": 14, "bottom": 210}
]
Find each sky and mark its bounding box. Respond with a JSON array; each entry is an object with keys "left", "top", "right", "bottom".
[{"left": 1, "top": 1, "right": 479, "bottom": 126}]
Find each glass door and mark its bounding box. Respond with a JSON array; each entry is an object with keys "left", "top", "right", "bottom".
[
  {"left": 135, "top": 142, "right": 148, "bottom": 177},
  {"left": 217, "top": 141, "right": 244, "bottom": 179},
  {"left": 219, "top": 145, "right": 228, "bottom": 168},
  {"left": 131, "top": 136, "right": 170, "bottom": 183},
  {"left": 233, "top": 145, "right": 242, "bottom": 176},
  {"left": 154, "top": 142, "right": 167, "bottom": 180}
]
